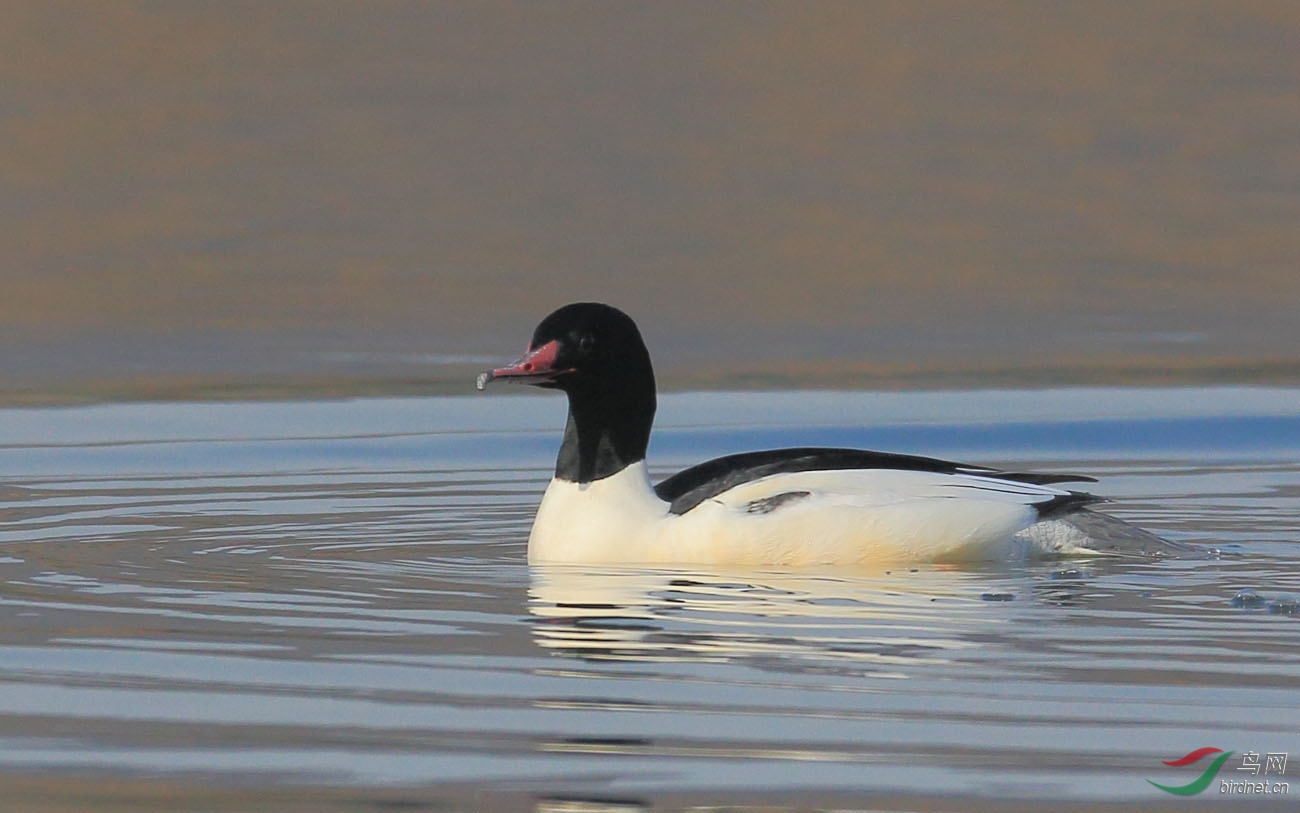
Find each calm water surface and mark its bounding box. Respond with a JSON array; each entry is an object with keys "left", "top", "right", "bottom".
[{"left": 0, "top": 388, "right": 1297, "bottom": 810}]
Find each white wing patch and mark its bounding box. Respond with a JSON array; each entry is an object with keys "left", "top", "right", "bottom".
[{"left": 709, "top": 469, "right": 1067, "bottom": 512}]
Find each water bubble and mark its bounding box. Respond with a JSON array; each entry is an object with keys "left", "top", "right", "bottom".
[
  {"left": 1267, "top": 597, "right": 1299, "bottom": 616},
  {"left": 1051, "top": 569, "right": 1086, "bottom": 581},
  {"left": 1229, "top": 590, "right": 1268, "bottom": 609}
]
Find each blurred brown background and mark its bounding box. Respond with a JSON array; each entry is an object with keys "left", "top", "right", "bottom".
[{"left": 2, "top": 1, "right": 1297, "bottom": 401}]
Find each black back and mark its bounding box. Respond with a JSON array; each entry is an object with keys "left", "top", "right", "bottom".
[{"left": 653, "top": 446, "right": 1098, "bottom": 515}]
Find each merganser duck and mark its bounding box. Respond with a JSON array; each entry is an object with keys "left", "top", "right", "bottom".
[{"left": 478, "top": 303, "right": 1177, "bottom": 566}]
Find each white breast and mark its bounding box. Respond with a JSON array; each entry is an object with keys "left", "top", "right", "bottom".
[{"left": 527, "top": 462, "right": 669, "bottom": 563}]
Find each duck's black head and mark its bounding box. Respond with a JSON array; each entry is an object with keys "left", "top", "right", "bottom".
[{"left": 479, "top": 302, "right": 656, "bottom": 483}]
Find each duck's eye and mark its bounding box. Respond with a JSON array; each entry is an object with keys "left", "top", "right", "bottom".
[{"left": 577, "top": 335, "right": 595, "bottom": 354}]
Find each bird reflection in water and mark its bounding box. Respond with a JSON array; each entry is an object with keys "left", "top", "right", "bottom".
[{"left": 527, "top": 564, "right": 980, "bottom": 668}]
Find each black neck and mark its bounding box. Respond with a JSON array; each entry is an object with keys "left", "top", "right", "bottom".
[{"left": 554, "top": 373, "right": 656, "bottom": 484}]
